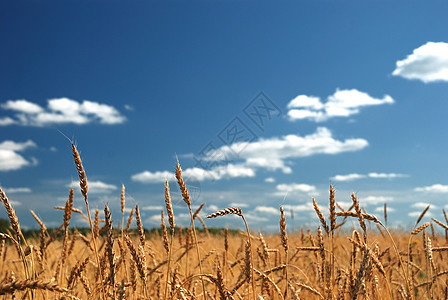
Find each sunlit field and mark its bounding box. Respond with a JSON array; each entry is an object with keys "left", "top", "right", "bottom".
[{"left": 1, "top": 144, "right": 447, "bottom": 300}]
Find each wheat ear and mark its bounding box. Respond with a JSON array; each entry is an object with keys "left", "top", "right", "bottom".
[
  {"left": 104, "top": 204, "right": 115, "bottom": 296},
  {"left": 71, "top": 142, "right": 106, "bottom": 299},
  {"left": 164, "top": 180, "right": 176, "bottom": 300},
  {"left": 175, "top": 161, "right": 207, "bottom": 300},
  {"left": 280, "top": 206, "right": 288, "bottom": 299},
  {"left": 207, "top": 207, "right": 257, "bottom": 300}
]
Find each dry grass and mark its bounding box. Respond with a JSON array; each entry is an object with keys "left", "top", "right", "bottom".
[{"left": 1, "top": 145, "right": 448, "bottom": 299}]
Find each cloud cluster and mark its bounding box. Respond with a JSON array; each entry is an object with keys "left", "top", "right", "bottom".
[
  {"left": 392, "top": 42, "right": 448, "bottom": 83},
  {"left": 287, "top": 89, "right": 394, "bottom": 122},
  {"left": 0, "top": 140, "right": 36, "bottom": 171},
  {"left": 0, "top": 98, "right": 126, "bottom": 126},
  {"left": 331, "top": 172, "right": 407, "bottom": 182},
  {"left": 132, "top": 127, "right": 368, "bottom": 183}
]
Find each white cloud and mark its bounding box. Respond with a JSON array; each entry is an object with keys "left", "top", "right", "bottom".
[
  {"left": 361, "top": 196, "right": 394, "bottom": 205},
  {"left": 229, "top": 202, "right": 249, "bottom": 208},
  {"left": 141, "top": 205, "right": 164, "bottom": 211},
  {"left": 287, "top": 95, "right": 324, "bottom": 110},
  {"left": 411, "top": 202, "right": 437, "bottom": 209},
  {"left": 415, "top": 184, "right": 448, "bottom": 193},
  {"left": 133, "top": 172, "right": 172, "bottom": 184},
  {"left": 332, "top": 173, "right": 366, "bottom": 182},
  {"left": 131, "top": 170, "right": 174, "bottom": 184},
  {"left": 265, "top": 177, "right": 275, "bottom": 183},
  {"left": 68, "top": 180, "right": 118, "bottom": 194},
  {"left": 254, "top": 206, "right": 279, "bottom": 215},
  {"left": 2, "top": 99, "right": 44, "bottom": 114},
  {"left": 287, "top": 89, "right": 394, "bottom": 122},
  {"left": 0, "top": 117, "right": 17, "bottom": 125},
  {"left": 3, "top": 187, "right": 32, "bottom": 194},
  {"left": 0, "top": 140, "right": 36, "bottom": 151},
  {"left": 283, "top": 204, "right": 315, "bottom": 212},
  {"left": 392, "top": 42, "right": 448, "bottom": 83},
  {"left": 368, "top": 173, "right": 407, "bottom": 179},
  {"left": 184, "top": 164, "right": 255, "bottom": 181},
  {"left": 335, "top": 201, "right": 353, "bottom": 210},
  {"left": 0, "top": 140, "right": 37, "bottom": 171},
  {"left": 207, "top": 205, "right": 219, "bottom": 212},
  {"left": 276, "top": 183, "right": 316, "bottom": 193},
  {"left": 332, "top": 172, "right": 407, "bottom": 182},
  {"left": 375, "top": 206, "right": 396, "bottom": 213},
  {"left": 408, "top": 211, "right": 433, "bottom": 218},
  {"left": 1, "top": 98, "right": 126, "bottom": 126}
]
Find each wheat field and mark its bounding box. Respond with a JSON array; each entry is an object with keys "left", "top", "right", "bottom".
[{"left": 1, "top": 143, "right": 448, "bottom": 299}]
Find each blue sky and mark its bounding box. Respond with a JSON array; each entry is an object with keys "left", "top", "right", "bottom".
[{"left": 2, "top": 1, "right": 448, "bottom": 231}]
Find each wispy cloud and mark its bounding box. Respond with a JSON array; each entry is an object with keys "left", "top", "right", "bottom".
[
  {"left": 287, "top": 89, "right": 394, "bottom": 122},
  {"left": 68, "top": 180, "right": 118, "bottom": 194},
  {"left": 416, "top": 184, "right": 448, "bottom": 193},
  {"left": 283, "top": 204, "right": 315, "bottom": 213},
  {"left": 361, "top": 196, "right": 394, "bottom": 205},
  {"left": 131, "top": 170, "right": 174, "bottom": 184},
  {"left": 415, "top": 184, "right": 448, "bottom": 193},
  {"left": 229, "top": 202, "right": 249, "bottom": 208},
  {"left": 3, "top": 187, "right": 32, "bottom": 194},
  {"left": 331, "top": 172, "right": 407, "bottom": 182},
  {"left": 408, "top": 211, "right": 433, "bottom": 218},
  {"left": 141, "top": 205, "right": 164, "bottom": 211},
  {"left": 264, "top": 177, "right": 275, "bottom": 183},
  {"left": 332, "top": 173, "right": 366, "bottom": 182},
  {"left": 0, "top": 140, "right": 37, "bottom": 171},
  {"left": 411, "top": 202, "right": 437, "bottom": 209},
  {"left": 375, "top": 206, "right": 396, "bottom": 213},
  {"left": 124, "top": 104, "right": 134, "bottom": 111},
  {"left": 276, "top": 183, "right": 316, "bottom": 194},
  {"left": 392, "top": 42, "right": 448, "bottom": 83},
  {"left": 254, "top": 206, "right": 279, "bottom": 215},
  {"left": 408, "top": 202, "right": 436, "bottom": 219},
  {"left": 368, "top": 173, "right": 407, "bottom": 179},
  {"left": 1, "top": 98, "right": 126, "bottom": 126}
]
